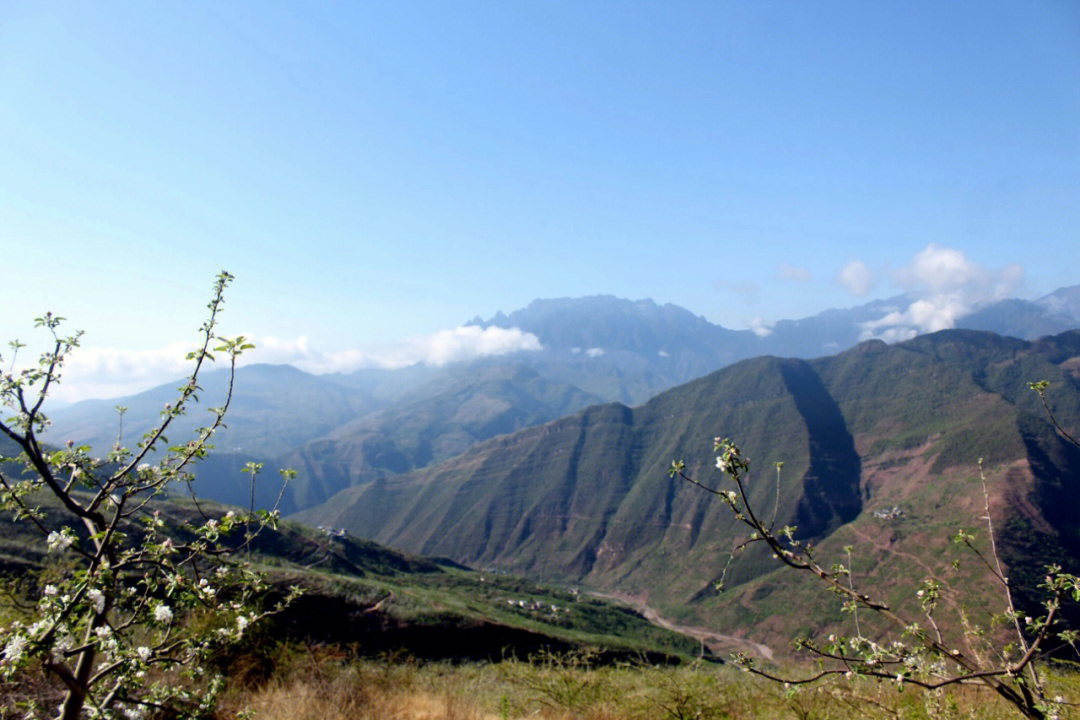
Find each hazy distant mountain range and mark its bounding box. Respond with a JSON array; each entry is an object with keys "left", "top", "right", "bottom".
[
  {"left": 46, "top": 285, "right": 1080, "bottom": 516},
  {"left": 466, "top": 285, "right": 1080, "bottom": 404}
]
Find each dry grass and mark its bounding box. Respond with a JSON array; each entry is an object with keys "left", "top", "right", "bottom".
[
  {"left": 216, "top": 648, "right": 1080, "bottom": 720},
  {"left": 4, "top": 643, "right": 1076, "bottom": 719},
  {"left": 218, "top": 648, "right": 497, "bottom": 720},
  {"left": 236, "top": 678, "right": 495, "bottom": 720}
]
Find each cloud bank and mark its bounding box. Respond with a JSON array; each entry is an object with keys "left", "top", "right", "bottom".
[
  {"left": 47, "top": 342, "right": 195, "bottom": 404},
  {"left": 860, "top": 244, "right": 1023, "bottom": 342},
  {"left": 256, "top": 325, "right": 542, "bottom": 372},
  {"left": 46, "top": 326, "right": 543, "bottom": 403}
]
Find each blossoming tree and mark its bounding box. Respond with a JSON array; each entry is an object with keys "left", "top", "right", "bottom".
[{"left": 0, "top": 272, "right": 296, "bottom": 719}]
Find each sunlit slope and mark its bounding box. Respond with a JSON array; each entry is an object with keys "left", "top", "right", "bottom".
[
  {"left": 48, "top": 363, "right": 600, "bottom": 515},
  {"left": 298, "top": 330, "right": 1080, "bottom": 627},
  {"left": 282, "top": 364, "right": 602, "bottom": 509},
  {"left": 296, "top": 354, "right": 862, "bottom": 599}
]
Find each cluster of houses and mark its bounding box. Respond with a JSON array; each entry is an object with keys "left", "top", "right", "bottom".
[
  {"left": 505, "top": 598, "right": 572, "bottom": 616},
  {"left": 872, "top": 505, "right": 905, "bottom": 520}
]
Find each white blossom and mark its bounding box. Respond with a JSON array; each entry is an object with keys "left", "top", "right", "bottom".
[
  {"left": 154, "top": 605, "right": 172, "bottom": 624},
  {"left": 2, "top": 634, "right": 27, "bottom": 665},
  {"left": 87, "top": 589, "right": 105, "bottom": 615},
  {"left": 46, "top": 530, "right": 74, "bottom": 552},
  {"left": 136, "top": 646, "right": 151, "bottom": 661}
]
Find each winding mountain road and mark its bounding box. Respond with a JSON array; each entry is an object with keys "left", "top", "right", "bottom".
[{"left": 590, "top": 591, "right": 775, "bottom": 662}]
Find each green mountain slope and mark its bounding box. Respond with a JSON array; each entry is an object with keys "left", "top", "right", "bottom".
[
  {"left": 47, "top": 363, "right": 600, "bottom": 515},
  {"left": 0, "top": 491, "right": 699, "bottom": 662},
  {"left": 297, "top": 330, "right": 1080, "bottom": 644},
  {"left": 282, "top": 364, "right": 602, "bottom": 510},
  {"left": 45, "top": 289, "right": 1080, "bottom": 523},
  {"left": 295, "top": 355, "right": 855, "bottom": 595}
]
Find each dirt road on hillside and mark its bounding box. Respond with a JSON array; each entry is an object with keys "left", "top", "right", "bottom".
[{"left": 589, "top": 591, "right": 775, "bottom": 662}]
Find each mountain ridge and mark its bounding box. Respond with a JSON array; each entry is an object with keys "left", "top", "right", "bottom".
[
  {"left": 296, "top": 329, "right": 1080, "bottom": 644},
  {"left": 48, "top": 286, "right": 1080, "bottom": 517}
]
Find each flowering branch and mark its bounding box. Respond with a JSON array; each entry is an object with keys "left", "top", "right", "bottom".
[
  {"left": 0, "top": 272, "right": 300, "bottom": 720},
  {"left": 669, "top": 432, "right": 1077, "bottom": 720}
]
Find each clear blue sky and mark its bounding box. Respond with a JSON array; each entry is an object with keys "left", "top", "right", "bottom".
[{"left": 1, "top": 1, "right": 1078, "bottom": 399}]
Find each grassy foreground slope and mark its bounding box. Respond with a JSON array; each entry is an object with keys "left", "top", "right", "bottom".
[
  {"left": 298, "top": 330, "right": 1080, "bottom": 648},
  {"left": 0, "top": 488, "right": 700, "bottom": 663}
]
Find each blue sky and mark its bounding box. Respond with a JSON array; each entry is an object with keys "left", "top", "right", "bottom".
[{"left": 1, "top": 1, "right": 1078, "bottom": 400}]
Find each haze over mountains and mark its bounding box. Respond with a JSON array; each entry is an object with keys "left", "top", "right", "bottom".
[
  {"left": 48, "top": 285, "right": 1080, "bottom": 514},
  {"left": 38, "top": 283, "right": 1080, "bottom": 643}
]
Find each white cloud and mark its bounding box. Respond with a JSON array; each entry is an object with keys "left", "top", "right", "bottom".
[
  {"left": 255, "top": 326, "right": 542, "bottom": 372},
  {"left": 46, "top": 342, "right": 194, "bottom": 404},
  {"left": 777, "top": 262, "right": 813, "bottom": 282},
  {"left": 403, "top": 325, "right": 542, "bottom": 366},
  {"left": 837, "top": 260, "right": 873, "bottom": 296},
  {"left": 894, "top": 244, "right": 1022, "bottom": 300},
  {"left": 657, "top": 350, "right": 670, "bottom": 358},
  {"left": 44, "top": 326, "right": 543, "bottom": 402},
  {"left": 247, "top": 335, "right": 382, "bottom": 374},
  {"left": 585, "top": 347, "right": 605, "bottom": 358},
  {"left": 859, "top": 244, "right": 1024, "bottom": 342},
  {"left": 747, "top": 317, "right": 773, "bottom": 338}
]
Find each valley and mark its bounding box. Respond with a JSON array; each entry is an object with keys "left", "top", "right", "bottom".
[{"left": 38, "top": 290, "right": 1080, "bottom": 655}]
